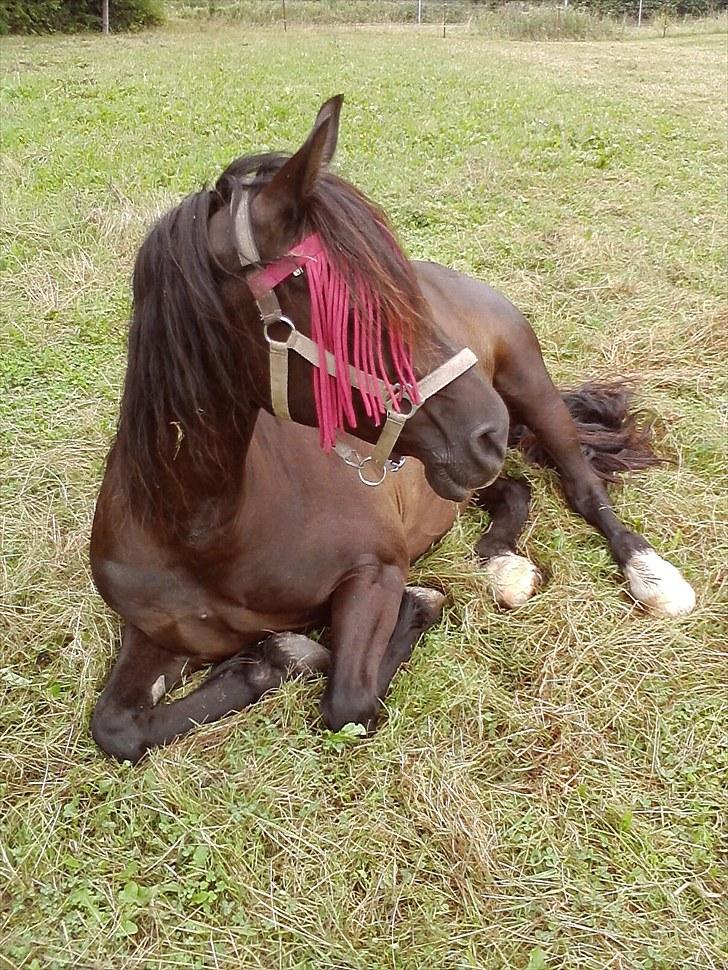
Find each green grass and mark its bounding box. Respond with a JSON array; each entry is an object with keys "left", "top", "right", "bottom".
[{"left": 1, "top": 24, "right": 726, "bottom": 970}]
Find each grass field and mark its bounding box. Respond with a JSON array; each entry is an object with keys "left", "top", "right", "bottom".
[{"left": 1, "top": 23, "right": 727, "bottom": 970}]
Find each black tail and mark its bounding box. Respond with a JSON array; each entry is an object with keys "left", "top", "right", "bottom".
[{"left": 509, "top": 381, "right": 665, "bottom": 482}]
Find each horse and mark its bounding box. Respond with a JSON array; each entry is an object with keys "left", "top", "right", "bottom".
[{"left": 90, "top": 95, "right": 695, "bottom": 763}]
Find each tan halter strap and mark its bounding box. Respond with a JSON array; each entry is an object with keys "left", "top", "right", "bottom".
[{"left": 232, "top": 184, "right": 479, "bottom": 485}]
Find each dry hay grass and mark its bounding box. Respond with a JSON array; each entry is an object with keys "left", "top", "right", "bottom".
[{"left": 1, "top": 25, "right": 726, "bottom": 970}]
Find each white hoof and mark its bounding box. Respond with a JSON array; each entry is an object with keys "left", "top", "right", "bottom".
[
  {"left": 150, "top": 674, "right": 166, "bottom": 706},
  {"left": 270, "top": 633, "right": 330, "bottom": 674},
  {"left": 483, "top": 553, "right": 542, "bottom": 609},
  {"left": 408, "top": 586, "right": 447, "bottom": 614},
  {"left": 623, "top": 550, "right": 696, "bottom": 616}
]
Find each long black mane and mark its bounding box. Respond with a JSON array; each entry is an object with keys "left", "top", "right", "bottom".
[
  {"left": 114, "top": 186, "right": 253, "bottom": 523},
  {"left": 112, "top": 152, "right": 427, "bottom": 526}
]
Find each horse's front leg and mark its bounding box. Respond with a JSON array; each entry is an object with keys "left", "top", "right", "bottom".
[
  {"left": 321, "top": 558, "right": 407, "bottom": 732},
  {"left": 92, "top": 624, "right": 329, "bottom": 762}
]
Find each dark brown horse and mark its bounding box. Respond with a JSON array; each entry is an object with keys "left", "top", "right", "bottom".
[{"left": 90, "top": 96, "right": 695, "bottom": 763}]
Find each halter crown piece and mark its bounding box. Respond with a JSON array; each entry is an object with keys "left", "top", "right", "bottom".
[{"left": 233, "top": 186, "right": 478, "bottom": 486}]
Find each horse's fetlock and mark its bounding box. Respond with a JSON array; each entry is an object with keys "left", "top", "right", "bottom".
[
  {"left": 265, "top": 634, "right": 330, "bottom": 676},
  {"left": 407, "top": 586, "right": 446, "bottom": 628}
]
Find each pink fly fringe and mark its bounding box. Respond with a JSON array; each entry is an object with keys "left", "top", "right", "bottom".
[{"left": 306, "top": 244, "right": 420, "bottom": 452}]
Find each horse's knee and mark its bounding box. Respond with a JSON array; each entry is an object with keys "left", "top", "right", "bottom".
[
  {"left": 320, "top": 685, "right": 380, "bottom": 734},
  {"left": 91, "top": 697, "right": 147, "bottom": 764}
]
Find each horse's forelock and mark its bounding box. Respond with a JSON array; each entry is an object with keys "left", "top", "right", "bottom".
[{"left": 216, "top": 155, "right": 426, "bottom": 350}]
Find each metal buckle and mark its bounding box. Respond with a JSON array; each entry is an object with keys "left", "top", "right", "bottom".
[
  {"left": 383, "top": 382, "right": 417, "bottom": 417},
  {"left": 263, "top": 316, "right": 296, "bottom": 348}
]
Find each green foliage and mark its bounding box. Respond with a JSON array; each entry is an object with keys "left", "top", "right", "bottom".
[
  {"left": 474, "top": 5, "right": 623, "bottom": 38},
  {"left": 0, "top": 0, "right": 165, "bottom": 34},
  {"left": 167, "top": 0, "right": 728, "bottom": 32},
  {"left": 321, "top": 721, "right": 368, "bottom": 752},
  {"left": 569, "top": 0, "right": 726, "bottom": 17}
]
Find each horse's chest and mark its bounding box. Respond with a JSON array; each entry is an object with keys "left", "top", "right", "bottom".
[{"left": 216, "top": 526, "right": 360, "bottom": 612}]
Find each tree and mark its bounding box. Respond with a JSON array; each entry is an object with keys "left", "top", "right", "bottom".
[{"left": 0, "top": 0, "right": 164, "bottom": 34}]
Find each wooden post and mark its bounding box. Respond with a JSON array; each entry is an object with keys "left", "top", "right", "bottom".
[
  {"left": 417, "top": 0, "right": 422, "bottom": 26},
  {"left": 102, "top": 0, "right": 109, "bottom": 34},
  {"left": 637, "top": 0, "right": 643, "bottom": 27},
  {"left": 282, "top": 0, "right": 287, "bottom": 31},
  {"left": 442, "top": 0, "right": 447, "bottom": 38}
]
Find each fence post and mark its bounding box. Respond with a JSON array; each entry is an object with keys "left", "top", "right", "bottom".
[
  {"left": 282, "top": 0, "right": 287, "bottom": 31},
  {"left": 638, "top": 0, "right": 643, "bottom": 27},
  {"left": 442, "top": 0, "right": 447, "bottom": 38},
  {"left": 417, "top": 0, "right": 422, "bottom": 26},
  {"left": 102, "top": 0, "right": 109, "bottom": 34}
]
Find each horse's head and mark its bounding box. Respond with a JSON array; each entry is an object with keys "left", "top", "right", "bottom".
[{"left": 206, "top": 97, "right": 508, "bottom": 500}]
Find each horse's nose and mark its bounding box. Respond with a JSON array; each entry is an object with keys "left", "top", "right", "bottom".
[{"left": 468, "top": 422, "right": 507, "bottom": 469}]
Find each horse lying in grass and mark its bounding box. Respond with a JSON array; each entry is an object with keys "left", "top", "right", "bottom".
[{"left": 90, "top": 96, "right": 695, "bottom": 763}]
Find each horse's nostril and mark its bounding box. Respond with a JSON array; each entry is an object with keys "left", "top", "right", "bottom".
[{"left": 469, "top": 424, "right": 506, "bottom": 465}]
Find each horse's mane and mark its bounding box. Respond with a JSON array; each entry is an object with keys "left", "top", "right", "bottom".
[{"left": 113, "top": 152, "right": 427, "bottom": 526}]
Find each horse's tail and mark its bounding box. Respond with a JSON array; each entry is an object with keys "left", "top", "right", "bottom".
[{"left": 509, "top": 380, "right": 665, "bottom": 482}]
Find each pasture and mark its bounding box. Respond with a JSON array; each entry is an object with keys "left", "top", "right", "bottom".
[{"left": 1, "top": 22, "right": 726, "bottom": 970}]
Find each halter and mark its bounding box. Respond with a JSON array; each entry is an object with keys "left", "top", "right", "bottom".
[{"left": 233, "top": 188, "right": 478, "bottom": 486}]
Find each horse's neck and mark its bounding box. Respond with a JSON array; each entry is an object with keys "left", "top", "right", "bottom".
[
  {"left": 182, "top": 406, "right": 258, "bottom": 510},
  {"left": 121, "top": 404, "right": 260, "bottom": 546}
]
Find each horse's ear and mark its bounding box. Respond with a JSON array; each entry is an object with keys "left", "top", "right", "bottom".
[
  {"left": 311, "top": 94, "right": 344, "bottom": 168},
  {"left": 254, "top": 95, "right": 344, "bottom": 227}
]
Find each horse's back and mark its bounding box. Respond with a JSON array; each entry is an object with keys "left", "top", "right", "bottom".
[{"left": 413, "top": 260, "right": 535, "bottom": 376}]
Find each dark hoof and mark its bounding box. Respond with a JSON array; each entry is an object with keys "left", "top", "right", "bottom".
[
  {"left": 320, "top": 687, "right": 380, "bottom": 734},
  {"left": 91, "top": 703, "right": 147, "bottom": 764}
]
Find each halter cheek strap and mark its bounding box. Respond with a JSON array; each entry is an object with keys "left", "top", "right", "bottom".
[
  {"left": 231, "top": 187, "right": 479, "bottom": 485},
  {"left": 262, "top": 317, "right": 477, "bottom": 483}
]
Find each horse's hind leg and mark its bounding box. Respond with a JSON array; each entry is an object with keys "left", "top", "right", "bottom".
[
  {"left": 91, "top": 625, "right": 328, "bottom": 762},
  {"left": 496, "top": 330, "right": 695, "bottom": 615},
  {"left": 474, "top": 477, "right": 542, "bottom": 608}
]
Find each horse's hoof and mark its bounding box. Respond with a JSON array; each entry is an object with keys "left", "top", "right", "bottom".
[
  {"left": 266, "top": 633, "right": 331, "bottom": 675},
  {"left": 483, "top": 553, "right": 542, "bottom": 609},
  {"left": 150, "top": 674, "right": 167, "bottom": 706},
  {"left": 407, "top": 586, "right": 447, "bottom": 624},
  {"left": 623, "top": 550, "right": 696, "bottom": 616}
]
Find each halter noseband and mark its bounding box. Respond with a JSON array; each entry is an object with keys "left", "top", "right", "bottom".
[{"left": 232, "top": 187, "right": 478, "bottom": 486}]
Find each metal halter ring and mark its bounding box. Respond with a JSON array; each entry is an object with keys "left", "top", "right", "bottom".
[
  {"left": 357, "top": 456, "right": 388, "bottom": 487},
  {"left": 263, "top": 316, "right": 297, "bottom": 348},
  {"left": 383, "top": 382, "right": 417, "bottom": 417}
]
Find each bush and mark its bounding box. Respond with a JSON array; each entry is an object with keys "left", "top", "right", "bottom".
[
  {"left": 474, "top": 6, "right": 622, "bottom": 38},
  {"left": 570, "top": 0, "right": 726, "bottom": 16},
  {"left": 0, "top": 0, "right": 165, "bottom": 34}
]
